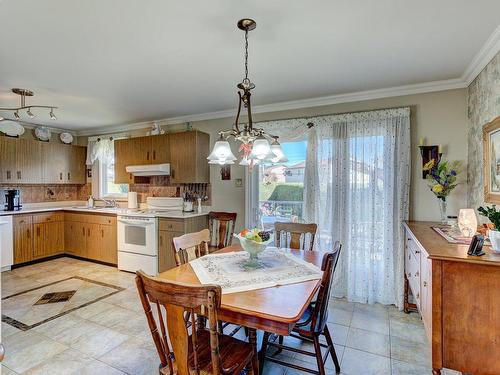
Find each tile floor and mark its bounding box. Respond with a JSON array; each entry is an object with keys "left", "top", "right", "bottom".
[{"left": 0, "top": 257, "right": 455, "bottom": 375}]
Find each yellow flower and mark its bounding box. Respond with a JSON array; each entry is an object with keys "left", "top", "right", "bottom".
[
  {"left": 432, "top": 184, "right": 443, "bottom": 194},
  {"left": 423, "top": 159, "right": 435, "bottom": 171}
]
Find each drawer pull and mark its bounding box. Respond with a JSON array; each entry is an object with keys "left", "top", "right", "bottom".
[
  {"left": 416, "top": 293, "right": 420, "bottom": 299},
  {"left": 415, "top": 271, "right": 419, "bottom": 277},
  {"left": 6, "top": 171, "right": 11, "bottom": 180},
  {"left": 414, "top": 249, "right": 420, "bottom": 254},
  {"left": 423, "top": 281, "right": 428, "bottom": 287}
]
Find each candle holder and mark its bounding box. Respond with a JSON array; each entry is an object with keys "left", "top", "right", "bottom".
[{"left": 419, "top": 145, "right": 442, "bottom": 179}]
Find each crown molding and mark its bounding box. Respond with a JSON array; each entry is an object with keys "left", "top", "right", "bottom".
[
  {"left": 76, "top": 77, "right": 466, "bottom": 136},
  {"left": 76, "top": 24, "right": 500, "bottom": 137},
  {"left": 462, "top": 24, "right": 500, "bottom": 85}
]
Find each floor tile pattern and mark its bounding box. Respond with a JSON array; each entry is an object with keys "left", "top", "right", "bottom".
[{"left": 0, "top": 257, "right": 460, "bottom": 374}]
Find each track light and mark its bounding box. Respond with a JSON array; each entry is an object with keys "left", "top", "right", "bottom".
[
  {"left": 0, "top": 88, "right": 58, "bottom": 122},
  {"left": 14, "top": 110, "right": 20, "bottom": 120},
  {"left": 26, "top": 108, "right": 35, "bottom": 118},
  {"left": 49, "top": 108, "right": 57, "bottom": 120}
]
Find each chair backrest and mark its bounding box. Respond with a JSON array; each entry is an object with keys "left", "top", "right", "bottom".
[
  {"left": 275, "top": 222, "right": 318, "bottom": 251},
  {"left": 311, "top": 241, "right": 341, "bottom": 333},
  {"left": 208, "top": 211, "right": 237, "bottom": 249},
  {"left": 136, "top": 270, "right": 223, "bottom": 375},
  {"left": 172, "top": 229, "right": 210, "bottom": 266}
]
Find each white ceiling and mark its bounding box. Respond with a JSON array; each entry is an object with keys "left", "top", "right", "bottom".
[{"left": 1, "top": 0, "right": 499, "bottom": 132}]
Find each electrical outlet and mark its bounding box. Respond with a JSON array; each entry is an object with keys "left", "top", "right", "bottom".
[{"left": 235, "top": 178, "right": 242, "bottom": 187}]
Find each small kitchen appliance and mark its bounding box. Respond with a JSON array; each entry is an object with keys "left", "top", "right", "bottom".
[{"left": 4, "top": 189, "right": 21, "bottom": 211}]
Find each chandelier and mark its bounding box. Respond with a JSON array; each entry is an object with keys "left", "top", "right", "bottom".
[
  {"left": 207, "top": 19, "right": 287, "bottom": 167},
  {"left": 0, "top": 88, "right": 57, "bottom": 121}
]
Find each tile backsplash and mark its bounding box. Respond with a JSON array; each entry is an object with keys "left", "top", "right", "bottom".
[
  {"left": 130, "top": 176, "right": 211, "bottom": 205},
  {"left": 0, "top": 183, "right": 91, "bottom": 205}
]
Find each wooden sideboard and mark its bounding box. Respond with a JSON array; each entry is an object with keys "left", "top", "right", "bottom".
[{"left": 404, "top": 221, "right": 500, "bottom": 375}]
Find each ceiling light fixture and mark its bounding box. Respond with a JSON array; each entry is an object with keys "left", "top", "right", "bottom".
[
  {"left": 208, "top": 19, "right": 287, "bottom": 168},
  {"left": 0, "top": 88, "right": 58, "bottom": 122}
]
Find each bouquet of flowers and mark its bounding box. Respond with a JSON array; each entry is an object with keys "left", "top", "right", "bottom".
[{"left": 423, "top": 158, "right": 461, "bottom": 223}]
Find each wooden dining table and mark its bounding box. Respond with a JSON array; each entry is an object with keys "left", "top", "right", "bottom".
[{"left": 157, "top": 244, "right": 324, "bottom": 375}]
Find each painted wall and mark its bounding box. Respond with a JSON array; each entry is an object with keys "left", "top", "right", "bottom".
[
  {"left": 84, "top": 88, "right": 468, "bottom": 230},
  {"left": 467, "top": 51, "right": 500, "bottom": 212}
]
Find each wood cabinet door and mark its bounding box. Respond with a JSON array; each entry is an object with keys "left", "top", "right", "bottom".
[
  {"left": 169, "top": 132, "right": 194, "bottom": 183},
  {"left": 158, "top": 230, "right": 182, "bottom": 272},
  {"left": 41, "top": 142, "right": 69, "bottom": 183},
  {"left": 0, "top": 137, "right": 17, "bottom": 183},
  {"left": 15, "top": 138, "right": 42, "bottom": 183},
  {"left": 67, "top": 146, "right": 87, "bottom": 184},
  {"left": 46, "top": 221, "right": 64, "bottom": 256},
  {"left": 33, "top": 223, "right": 46, "bottom": 259},
  {"left": 13, "top": 216, "right": 33, "bottom": 264},
  {"left": 98, "top": 224, "right": 117, "bottom": 264},
  {"left": 195, "top": 131, "right": 210, "bottom": 183},
  {"left": 114, "top": 137, "right": 151, "bottom": 183},
  {"left": 65, "top": 221, "right": 87, "bottom": 257},
  {"left": 151, "top": 134, "right": 170, "bottom": 163},
  {"left": 85, "top": 223, "right": 101, "bottom": 260}
]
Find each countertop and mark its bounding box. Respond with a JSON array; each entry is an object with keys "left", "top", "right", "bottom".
[
  {"left": 404, "top": 221, "right": 500, "bottom": 266},
  {"left": 0, "top": 202, "right": 209, "bottom": 219}
]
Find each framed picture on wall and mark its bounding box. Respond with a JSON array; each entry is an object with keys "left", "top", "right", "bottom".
[{"left": 483, "top": 116, "right": 500, "bottom": 203}]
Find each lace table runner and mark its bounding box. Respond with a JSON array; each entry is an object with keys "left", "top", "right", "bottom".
[{"left": 190, "top": 248, "right": 323, "bottom": 294}]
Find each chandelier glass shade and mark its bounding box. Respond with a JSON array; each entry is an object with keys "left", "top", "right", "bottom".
[
  {"left": 0, "top": 88, "right": 58, "bottom": 122},
  {"left": 208, "top": 19, "right": 287, "bottom": 168}
]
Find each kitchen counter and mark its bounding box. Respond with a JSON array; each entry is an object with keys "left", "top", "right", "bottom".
[{"left": 0, "top": 202, "right": 209, "bottom": 218}]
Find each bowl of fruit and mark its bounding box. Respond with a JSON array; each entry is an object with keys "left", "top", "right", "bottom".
[{"left": 234, "top": 228, "right": 273, "bottom": 267}]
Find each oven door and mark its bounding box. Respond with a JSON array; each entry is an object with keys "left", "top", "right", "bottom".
[{"left": 117, "top": 216, "right": 157, "bottom": 256}]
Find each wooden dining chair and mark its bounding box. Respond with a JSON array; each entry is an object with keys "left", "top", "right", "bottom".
[
  {"left": 136, "top": 271, "right": 255, "bottom": 375},
  {"left": 259, "top": 242, "right": 342, "bottom": 375},
  {"left": 172, "top": 229, "right": 210, "bottom": 266},
  {"left": 275, "top": 222, "right": 318, "bottom": 251},
  {"left": 208, "top": 212, "right": 237, "bottom": 250}
]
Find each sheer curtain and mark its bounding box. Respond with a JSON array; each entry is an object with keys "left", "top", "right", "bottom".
[
  {"left": 303, "top": 108, "right": 410, "bottom": 307},
  {"left": 260, "top": 108, "right": 410, "bottom": 308}
]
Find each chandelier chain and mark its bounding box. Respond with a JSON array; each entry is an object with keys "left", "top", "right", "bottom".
[{"left": 244, "top": 29, "right": 249, "bottom": 80}]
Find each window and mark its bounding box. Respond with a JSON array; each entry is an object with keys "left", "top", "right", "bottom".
[
  {"left": 98, "top": 158, "right": 129, "bottom": 199},
  {"left": 257, "top": 141, "right": 307, "bottom": 230}
]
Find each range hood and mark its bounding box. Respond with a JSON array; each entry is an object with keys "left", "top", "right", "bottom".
[{"left": 126, "top": 163, "right": 170, "bottom": 176}]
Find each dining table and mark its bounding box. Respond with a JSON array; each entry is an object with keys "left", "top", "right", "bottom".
[{"left": 157, "top": 243, "right": 324, "bottom": 375}]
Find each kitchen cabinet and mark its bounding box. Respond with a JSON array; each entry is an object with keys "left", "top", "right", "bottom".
[
  {"left": 42, "top": 143, "right": 87, "bottom": 184},
  {"left": 0, "top": 137, "right": 42, "bottom": 183},
  {"left": 33, "top": 213, "right": 64, "bottom": 259},
  {"left": 157, "top": 216, "right": 208, "bottom": 273},
  {"left": 64, "top": 212, "right": 117, "bottom": 264},
  {"left": 169, "top": 131, "right": 210, "bottom": 183},
  {"left": 13, "top": 215, "right": 33, "bottom": 264},
  {"left": 114, "top": 131, "right": 209, "bottom": 184}
]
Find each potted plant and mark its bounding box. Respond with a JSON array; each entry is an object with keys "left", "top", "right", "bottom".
[
  {"left": 423, "top": 158, "right": 461, "bottom": 223},
  {"left": 478, "top": 205, "right": 500, "bottom": 253}
]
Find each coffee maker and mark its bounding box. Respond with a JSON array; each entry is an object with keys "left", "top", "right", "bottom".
[{"left": 4, "top": 189, "right": 22, "bottom": 211}]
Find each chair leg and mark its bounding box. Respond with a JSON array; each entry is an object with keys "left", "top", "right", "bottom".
[
  {"left": 218, "top": 320, "right": 223, "bottom": 334},
  {"left": 273, "top": 335, "right": 284, "bottom": 355},
  {"left": 313, "top": 336, "right": 326, "bottom": 375},
  {"left": 323, "top": 324, "right": 340, "bottom": 373},
  {"left": 259, "top": 331, "right": 270, "bottom": 375}
]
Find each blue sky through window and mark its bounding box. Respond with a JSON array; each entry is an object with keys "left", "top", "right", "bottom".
[{"left": 282, "top": 141, "right": 307, "bottom": 166}]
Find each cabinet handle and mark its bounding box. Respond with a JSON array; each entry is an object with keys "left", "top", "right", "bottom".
[
  {"left": 147, "top": 151, "right": 150, "bottom": 160},
  {"left": 159, "top": 235, "right": 163, "bottom": 246},
  {"left": 415, "top": 250, "right": 420, "bottom": 254},
  {"left": 153, "top": 150, "right": 156, "bottom": 160},
  {"left": 6, "top": 171, "right": 11, "bottom": 180},
  {"left": 423, "top": 281, "right": 428, "bottom": 287},
  {"left": 68, "top": 172, "right": 71, "bottom": 181},
  {"left": 101, "top": 229, "right": 104, "bottom": 238},
  {"left": 37, "top": 226, "right": 40, "bottom": 236},
  {"left": 87, "top": 228, "right": 90, "bottom": 237},
  {"left": 416, "top": 293, "right": 420, "bottom": 299},
  {"left": 27, "top": 229, "right": 30, "bottom": 239},
  {"left": 60, "top": 172, "right": 63, "bottom": 180},
  {"left": 82, "top": 227, "right": 85, "bottom": 236},
  {"left": 17, "top": 171, "right": 21, "bottom": 180},
  {"left": 415, "top": 271, "right": 419, "bottom": 277}
]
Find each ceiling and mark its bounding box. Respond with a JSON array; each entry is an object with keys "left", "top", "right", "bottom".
[{"left": 1, "top": 0, "right": 499, "bottom": 132}]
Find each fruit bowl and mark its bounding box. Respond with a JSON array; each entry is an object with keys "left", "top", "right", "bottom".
[{"left": 234, "top": 230, "right": 273, "bottom": 269}]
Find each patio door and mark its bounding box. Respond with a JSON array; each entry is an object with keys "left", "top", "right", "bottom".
[{"left": 245, "top": 140, "right": 307, "bottom": 230}]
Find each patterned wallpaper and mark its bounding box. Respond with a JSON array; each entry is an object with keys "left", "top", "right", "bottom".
[{"left": 467, "top": 51, "right": 500, "bottom": 210}]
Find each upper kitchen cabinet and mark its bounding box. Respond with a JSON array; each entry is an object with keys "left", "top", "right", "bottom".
[
  {"left": 41, "top": 142, "right": 87, "bottom": 184},
  {"left": 0, "top": 137, "right": 42, "bottom": 183},
  {"left": 114, "top": 132, "right": 208, "bottom": 184},
  {"left": 169, "top": 131, "right": 209, "bottom": 183}
]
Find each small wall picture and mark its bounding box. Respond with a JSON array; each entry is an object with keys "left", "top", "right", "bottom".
[
  {"left": 483, "top": 116, "right": 500, "bottom": 203},
  {"left": 220, "top": 165, "right": 231, "bottom": 180}
]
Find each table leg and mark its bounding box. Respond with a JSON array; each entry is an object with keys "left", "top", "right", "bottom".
[{"left": 248, "top": 328, "right": 259, "bottom": 375}]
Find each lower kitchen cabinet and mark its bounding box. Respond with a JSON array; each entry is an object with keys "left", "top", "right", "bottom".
[
  {"left": 13, "top": 215, "right": 33, "bottom": 264},
  {"left": 33, "top": 221, "right": 64, "bottom": 259},
  {"left": 64, "top": 220, "right": 87, "bottom": 257}
]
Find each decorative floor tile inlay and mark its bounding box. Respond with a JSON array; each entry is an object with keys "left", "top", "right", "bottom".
[
  {"left": 34, "top": 290, "right": 77, "bottom": 305},
  {"left": 2, "top": 276, "right": 124, "bottom": 331}
]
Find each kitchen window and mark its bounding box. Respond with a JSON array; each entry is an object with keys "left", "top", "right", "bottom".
[{"left": 99, "top": 159, "right": 129, "bottom": 199}]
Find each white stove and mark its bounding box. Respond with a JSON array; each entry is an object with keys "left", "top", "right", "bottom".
[{"left": 117, "top": 197, "right": 183, "bottom": 274}]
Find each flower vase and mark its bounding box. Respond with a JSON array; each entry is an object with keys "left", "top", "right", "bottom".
[{"left": 438, "top": 198, "right": 447, "bottom": 224}]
